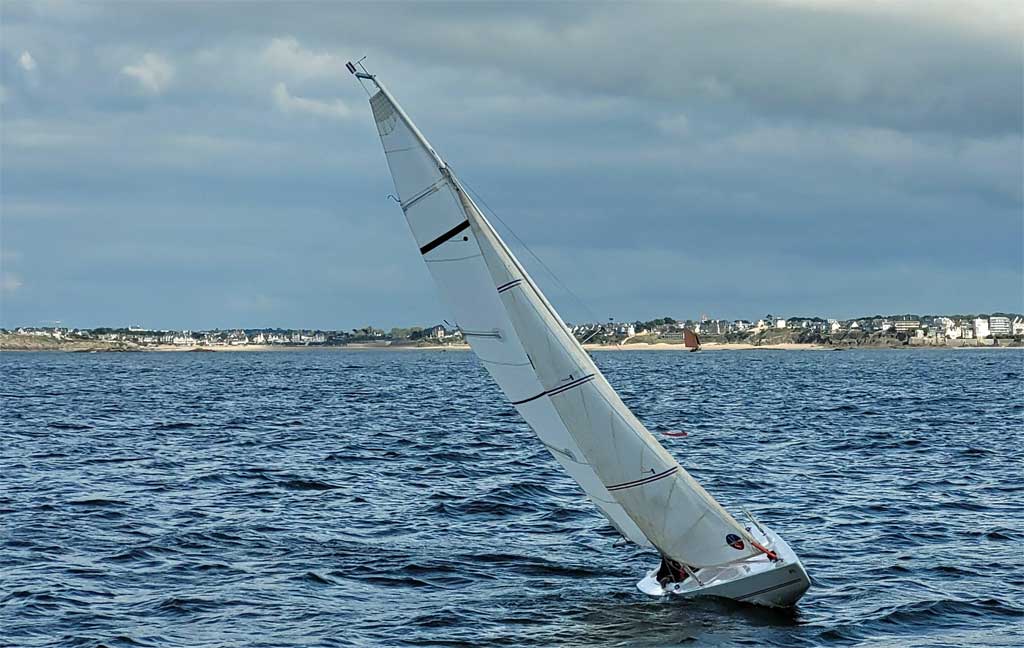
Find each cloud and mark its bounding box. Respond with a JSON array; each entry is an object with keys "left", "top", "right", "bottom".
[
  {"left": 272, "top": 82, "right": 350, "bottom": 119},
  {"left": 261, "top": 36, "right": 346, "bottom": 81},
  {"left": 18, "top": 51, "right": 37, "bottom": 72},
  {"left": 657, "top": 114, "right": 690, "bottom": 137},
  {"left": 121, "top": 53, "right": 174, "bottom": 94},
  {"left": 1, "top": 273, "right": 24, "bottom": 296},
  {"left": 0, "top": 2, "right": 1019, "bottom": 328}
]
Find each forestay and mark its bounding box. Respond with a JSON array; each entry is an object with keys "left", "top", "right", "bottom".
[{"left": 365, "top": 77, "right": 763, "bottom": 568}]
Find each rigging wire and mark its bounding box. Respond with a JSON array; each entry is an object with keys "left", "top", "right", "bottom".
[{"left": 454, "top": 173, "right": 605, "bottom": 330}]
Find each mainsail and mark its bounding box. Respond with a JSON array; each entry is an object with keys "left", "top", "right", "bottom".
[{"left": 362, "top": 72, "right": 763, "bottom": 568}]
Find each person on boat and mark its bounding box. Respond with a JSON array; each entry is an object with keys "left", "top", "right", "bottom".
[{"left": 656, "top": 557, "right": 691, "bottom": 586}]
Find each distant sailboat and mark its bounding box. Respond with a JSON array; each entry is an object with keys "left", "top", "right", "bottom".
[
  {"left": 683, "top": 328, "right": 702, "bottom": 352},
  {"left": 351, "top": 64, "right": 810, "bottom": 607}
]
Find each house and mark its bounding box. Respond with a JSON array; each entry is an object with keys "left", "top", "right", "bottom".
[
  {"left": 775, "top": 318, "right": 787, "bottom": 329},
  {"left": 1012, "top": 317, "right": 1024, "bottom": 336},
  {"left": 974, "top": 318, "right": 990, "bottom": 339}
]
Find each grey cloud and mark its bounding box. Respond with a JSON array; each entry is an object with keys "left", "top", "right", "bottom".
[{"left": 0, "top": 1, "right": 1020, "bottom": 328}]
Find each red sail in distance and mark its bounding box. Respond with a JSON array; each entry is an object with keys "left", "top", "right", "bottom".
[{"left": 683, "top": 329, "right": 701, "bottom": 351}]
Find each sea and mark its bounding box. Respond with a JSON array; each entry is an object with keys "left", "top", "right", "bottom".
[{"left": 2, "top": 349, "right": 1022, "bottom": 647}]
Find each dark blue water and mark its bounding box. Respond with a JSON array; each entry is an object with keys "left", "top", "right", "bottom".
[{"left": 2, "top": 349, "right": 1022, "bottom": 647}]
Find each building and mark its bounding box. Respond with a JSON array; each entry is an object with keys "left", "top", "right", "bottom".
[
  {"left": 894, "top": 320, "right": 920, "bottom": 333},
  {"left": 989, "top": 316, "right": 1011, "bottom": 336},
  {"left": 1013, "top": 317, "right": 1024, "bottom": 336},
  {"left": 775, "top": 318, "right": 787, "bottom": 329},
  {"left": 974, "top": 318, "right": 990, "bottom": 339}
]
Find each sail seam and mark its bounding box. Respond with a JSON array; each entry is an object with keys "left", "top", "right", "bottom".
[
  {"left": 424, "top": 253, "right": 482, "bottom": 264},
  {"left": 607, "top": 466, "right": 679, "bottom": 492},
  {"left": 420, "top": 220, "right": 470, "bottom": 255},
  {"left": 479, "top": 358, "right": 532, "bottom": 368}
]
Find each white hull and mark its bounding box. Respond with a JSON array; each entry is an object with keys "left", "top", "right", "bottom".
[{"left": 637, "top": 524, "right": 810, "bottom": 608}]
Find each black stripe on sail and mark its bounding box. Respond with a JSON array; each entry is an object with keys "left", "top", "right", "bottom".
[
  {"left": 546, "top": 374, "right": 595, "bottom": 397},
  {"left": 511, "top": 373, "right": 596, "bottom": 407},
  {"left": 607, "top": 466, "right": 678, "bottom": 492},
  {"left": 511, "top": 391, "right": 546, "bottom": 406},
  {"left": 496, "top": 279, "right": 522, "bottom": 293},
  {"left": 420, "top": 221, "right": 470, "bottom": 255}
]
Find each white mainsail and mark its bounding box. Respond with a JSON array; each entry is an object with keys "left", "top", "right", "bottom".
[{"left": 363, "top": 75, "right": 764, "bottom": 568}]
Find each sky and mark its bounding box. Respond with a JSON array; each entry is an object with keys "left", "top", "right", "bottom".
[{"left": 1, "top": 1, "right": 1021, "bottom": 330}]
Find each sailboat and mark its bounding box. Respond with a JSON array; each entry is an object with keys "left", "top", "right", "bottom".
[
  {"left": 351, "top": 64, "right": 810, "bottom": 608},
  {"left": 683, "top": 328, "right": 702, "bottom": 352}
]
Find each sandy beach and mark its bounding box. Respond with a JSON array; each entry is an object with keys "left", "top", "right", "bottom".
[{"left": 586, "top": 342, "right": 830, "bottom": 351}]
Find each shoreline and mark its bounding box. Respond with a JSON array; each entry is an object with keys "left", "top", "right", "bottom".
[{"left": 2, "top": 340, "right": 1020, "bottom": 353}]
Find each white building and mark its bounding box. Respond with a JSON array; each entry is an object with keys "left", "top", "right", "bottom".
[
  {"left": 828, "top": 319, "right": 841, "bottom": 333},
  {"left": 974, "top": 318, "right": 990, "bottom": 339},
  {"left": 989, "top": 316, "right": 1011, "bottom": 336},
  {"left": 1013, "top": 317, "right": 1024, "bottom": 336},
  {"left": 894, "top": 320, "right": 920, "bottom": 333},
  {"left": 775, "top": 318, "right": 787, "bottom": 329}
]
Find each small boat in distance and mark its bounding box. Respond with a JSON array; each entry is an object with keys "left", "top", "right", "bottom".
[
  {"left": 684, "top": 328, "right": 701, "bottom": 352},
  {"left": 351, "top": 63, "right": 810, "bottom": 607}
]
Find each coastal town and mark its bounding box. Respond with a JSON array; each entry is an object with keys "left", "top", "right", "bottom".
[{"left": 2, "top": 313, "right": 1022, "bottom": 351}]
